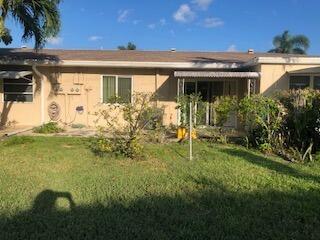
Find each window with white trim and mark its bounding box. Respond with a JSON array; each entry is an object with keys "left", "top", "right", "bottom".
[
  {"left": 102, "top": 75, "right": 132, "bottom": 103},
  {"left": 289, "top": 76, "right": 310, "bottom": 90},
  {"left": 3, "top": 75, "right": 33, "bottom": 102}
]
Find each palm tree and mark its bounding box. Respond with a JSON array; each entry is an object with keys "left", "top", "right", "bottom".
[
  {"left": 0, "top": 0, "right": 61, "bottom": 49},
  {"left": 268, "top": 30, "right": 310, "bottom": 54},
  {"left": 118, "top": 42, "right": 137, "bottom": 50}
]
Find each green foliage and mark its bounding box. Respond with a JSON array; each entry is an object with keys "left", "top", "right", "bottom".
[
  {"left": 0, "top": 0, "right": 61, "bottom": 49},
  {"left": 2, "top": 136, "right": 320, "bottom": 239},
  {"left": 118, "top": 42, "right": 137, "bottom": 50},
  {"left": 268, "top": 30, "right": 310, "bottom": 54},
  {"left": 71, "top": 124, "right": 86, "bottom": 129},
  {"left": 176, "top": 93, "right": 205, "bottom": 127},
  {"left": 88, "top": 136, "right": 113, "bottom": 157},
  {"left": 93, "top": 93, "right": 164, "bottom": 159},
  {"left": 276, "top": 89, "right": 320, "bottom": 162},
  {"left": 238, "top": 95, "right": 285, "bottom": 148},
  {"left": 33, "top": 122, "right": 64, "bottom": 134},
  {"left": 213, "top": 96, "right": 238, "bottom": 126}
]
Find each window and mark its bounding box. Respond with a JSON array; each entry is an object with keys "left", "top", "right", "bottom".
[
  {"left": 314, "top": 76, "right": 320, "bottom": 90},
  {"left": 289, "top": 76, "right": 310, "bottom": 90},
  {"left": 102, "top": 75, "right": 132, "bottom": 103},
  {"left": 3, "top": 75, "right": 33, "bottom": 102}
]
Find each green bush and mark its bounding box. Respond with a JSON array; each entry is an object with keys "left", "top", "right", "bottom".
[
  {"left": 276, "top": 89, "right": 320, "bottom": 162},
  {"left": 88, "top": 136, "right": 113, "bottom": 157},
  {"left": 93, "top": 93, "right": 163, "bottom": 159},
  {"left": 33, "top": 122, "right": 64, "bottom": 134},
  {"left": 238, "top": 95, "right": 285, "bottom": 148},
  {"left": 213, "top": 96, "right": 238, "bottom": 126}
]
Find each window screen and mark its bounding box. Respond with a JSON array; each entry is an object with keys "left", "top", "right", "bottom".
[
  {"left": 314, "top": 76, "right": 320, "bottom": 90},
  {"left": 289, "top": 76, "right": 310, "bottom": 90}
]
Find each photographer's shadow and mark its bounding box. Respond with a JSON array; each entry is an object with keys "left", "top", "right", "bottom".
[{"left": 31, "top": 189, "right": 76, "bottom": 214}]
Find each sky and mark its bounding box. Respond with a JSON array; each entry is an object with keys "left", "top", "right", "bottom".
[{"left": 3, "top": 0, "right": 320, "bottom": 54}]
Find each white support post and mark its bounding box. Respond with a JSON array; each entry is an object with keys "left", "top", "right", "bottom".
[{"left": 189, "top": 101, "right": 193, "bottom": 161}]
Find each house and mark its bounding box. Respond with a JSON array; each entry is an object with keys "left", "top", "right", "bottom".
[{"left": 1, "top": 47, "right": 320, "bottom": 128}]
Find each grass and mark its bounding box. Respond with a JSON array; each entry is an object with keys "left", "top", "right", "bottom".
[{"left": 0, "top": 136, "right": 320, "bottom": 239}]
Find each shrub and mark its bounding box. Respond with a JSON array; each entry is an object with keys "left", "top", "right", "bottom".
[
  {"left": 33, "top": 122, "right": 64, "bottom": 134},
  {"left": 276, "top": 89, "right": 320, "bottom": 162},
  {"left": 238, "top": 95, "right": 286, "bottom": 148},
  {"left": 92, "top": 93, "right": 164, "bottom": 159},
  {"left": 176, "top": 93, "right": 205, "bottom": 127},
  {"left": 213, "top": 96, "right": 238, "bottom": 126}
]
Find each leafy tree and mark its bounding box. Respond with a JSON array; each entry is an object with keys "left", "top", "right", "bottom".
[
  {"left": 268, "top": 30, "right": 310, "bottom": 54},
  {"left": 118, "top": 42, "right": 136, "bottom": 50},
  {"left": 0, "top": 0, "right": 61, "bottom": 49}
]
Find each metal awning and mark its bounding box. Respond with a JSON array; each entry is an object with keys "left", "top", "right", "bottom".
[
  {"left": 174, "top": 71, "right": 260, "bottom": 78},
  {"left": 0, "top": 71, "right": 32, "bottom": 79},
  {"left": 287, "top": 67, "right": 320, "bottom": 75}
]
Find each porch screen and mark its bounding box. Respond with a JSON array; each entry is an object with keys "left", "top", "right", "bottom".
[
  {"left": 118, "top": 77, "right": 132, "bottom": 103},
  {"left": 289, "top": 76, "right": 310, "bottom": 89},
  {"left": 103, "top": 76, "right": 116, "bottom": 103}
]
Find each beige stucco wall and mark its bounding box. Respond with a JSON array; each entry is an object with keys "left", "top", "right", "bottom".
[
  {"left": 0, "top": 66, "right": 178, "bottom": 127},
  {"left": 259, "top": 64, "right": 320, "bottom": 95},
  {"left": 3, "top": 62, "right": 320, "bottom": 128}
]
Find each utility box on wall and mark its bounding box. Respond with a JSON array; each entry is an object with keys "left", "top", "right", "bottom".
[{"left": 53, "top": 83, "right": 82, "bottom": 95}]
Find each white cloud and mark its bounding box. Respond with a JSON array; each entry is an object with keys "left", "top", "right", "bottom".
[
  {"left": 133, "top": 20, "right": 141, "bottom": 25},
  {"left": 118, "top": 9, "right": 131, "bottom": 22},
  {"left": 173, "top": 4, "right": 195, "bottom": 23},
  {"left": 227, "top": 44, "right": 237, "bottom": 52},
  {"left": 192, "top": 0, "right": 213, "bottom": 10},
  {"left": 88, "top": 36, "right": 103, "bottom": 41},
  {"left": 46, "top": 36, "right": 63, "bottom": 45},
  {"left": 160, "top": 18, "right": 166, "bottom": 26},
  {"left": 203, "top": 17, "right": 224, "bottom": 28},
  {"left": 148, "top": 23, "right": 156, "bottom": 29}
]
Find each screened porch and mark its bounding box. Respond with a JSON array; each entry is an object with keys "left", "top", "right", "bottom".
[{"left": 175, "top": 71, "right": 260, "bottom": 128}]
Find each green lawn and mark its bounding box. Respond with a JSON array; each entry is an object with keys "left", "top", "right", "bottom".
[{"left": 0, "top": 136, "right": 320, "bottom": 239}]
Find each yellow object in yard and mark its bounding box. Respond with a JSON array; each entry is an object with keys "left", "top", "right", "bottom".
[
  {"left": 177, "top": 127, "right": 197, "bottom": 140},
  {"left": 177, "top": 127, "right": 187, "bottom": 140}
]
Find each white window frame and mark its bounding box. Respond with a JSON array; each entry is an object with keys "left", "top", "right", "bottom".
[
  {"left": 2, "top": 76, "right": 34, "bottom": 103},
  {"left": 100, "top": 75, "right": 133, "bottom": 104}
]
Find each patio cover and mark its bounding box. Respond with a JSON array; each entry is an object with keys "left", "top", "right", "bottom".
[
  {"left": 0, "top": 71, "right": 32, "bottom": 79},
  {"left": 174, "top": 71, "right": 260, "bottom": 78},
  {"left": 287, "top": 67, "right": 320, "bottom": 74}
]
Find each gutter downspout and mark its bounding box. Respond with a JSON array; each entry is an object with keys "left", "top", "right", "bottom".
[{"left": 32, "top": 65, "right": 45, "bottom": 124}]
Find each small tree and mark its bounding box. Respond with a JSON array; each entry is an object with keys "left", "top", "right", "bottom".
[
  {"left": 118, "top": 42, "right": 137, "bottom": 50},
  {"left": 93, "top": 92, "right": 163, "bottom": 159}
]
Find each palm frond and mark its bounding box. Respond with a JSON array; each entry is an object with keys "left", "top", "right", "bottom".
[{"left": 0, "top": 0, "right": 61, "bottom": 49}]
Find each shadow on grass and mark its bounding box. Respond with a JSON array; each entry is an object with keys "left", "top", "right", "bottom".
[
  {"left": 220, "top": 148, "right": 320, "bottom": 184},
  {"left": 1, "top": 185, "right": 320, "bottom": 240}
]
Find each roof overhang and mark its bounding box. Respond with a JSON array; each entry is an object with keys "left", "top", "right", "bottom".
[
  {"left": 0, "top": 70, "right": 32, "bottom": 79},
  {"left": 174, "top": 71, "right": 260, "bottom": 78},
  {"left": 0, "top": 59, "right": 243, "bottom": 69},
  {"left": 245, "top": 57, "right": 320, "bottom": 67}
]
